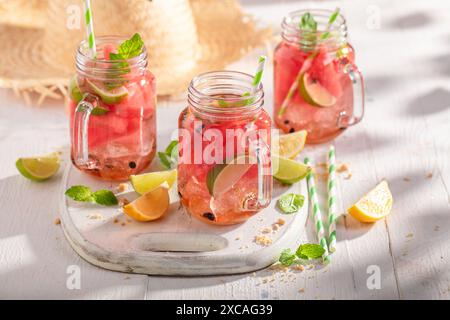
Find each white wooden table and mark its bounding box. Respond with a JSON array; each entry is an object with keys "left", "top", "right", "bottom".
[{"left": 1, "top": 0, "right": 449, "bottom": 299}]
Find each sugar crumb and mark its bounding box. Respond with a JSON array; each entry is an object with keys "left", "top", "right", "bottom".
[
  {"left": 261, "top": 227, "right": 272, "bottom": 234},
  {"left": 117, "top": 183, "right": 128, "bottom": 193}
]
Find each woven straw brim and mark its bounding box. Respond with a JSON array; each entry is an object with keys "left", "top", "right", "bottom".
[{"left": 0, "top": 0, "right": 272, "bottom": 102}]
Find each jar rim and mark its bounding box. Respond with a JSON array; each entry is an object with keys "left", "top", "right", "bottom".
[
  {"left": 76, "top": 35, "right": 148, "bottom": 80},
  {"left": 188, "top": 70, "right": 264, "bottom": 118},
  {"left": 281, "top": 9, "right": 348, "bottom": 49}
]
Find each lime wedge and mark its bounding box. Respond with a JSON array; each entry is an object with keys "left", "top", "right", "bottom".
[
  {"left": 87, "top": 79, "right": 128, "bottom": 105},
  {"left": 130, "top": 169, "right": 177, "bottom": 195},
  {"left": 69, "top": 76, "right": 83, "bottom": 103},
  {"left": 206, "top": 155, "right": 255, "bottom": 197},
  {"left": 16, "top": 152, "right": 60, "bottom": 182},
  {"left": 273, "top": 155, "right": 311, "bottom": 185},
  {"left": 299, "top": 72, "right": 337, "bottom": 108}
]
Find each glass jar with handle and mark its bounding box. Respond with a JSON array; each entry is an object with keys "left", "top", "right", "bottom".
[
  {"left": 274, "top": 9, "right": 364, "bottom": 144},
  {"left": 69, "top": 36, "right": 157, "bottom": 181},
  {"left": 178, "top": 71, "right": 272, "bottom": 225}
]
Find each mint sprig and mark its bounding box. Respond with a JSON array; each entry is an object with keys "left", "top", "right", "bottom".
[
  {"left": 279, "top": 248, "right": 297, "bottom": 266},
  {"left": 278, "top": 243, "right": 326, "bottom": 266},
  {"left": 299, "top": 8, "right": 341, "bottom": 51},
  {"left": 299, "top": 12, "right": 318, "bottom": 52},
  {"left": 296, "top": 244, "right": 325, "bottom": 260},
  {"left": 110, "top": 33, "right": 145, "bottom": 61},
  {"left": 106, "top": 33, "right": 145, "bottom": 89},
  {"left": 277, "top": 193, "right": 305, "bottom": 214},
  {"left": 158, "top": 140, "right": 179, "bottom": 169},
  {"left": 65, "top": 185, "right": 118, "bottom": 206}
]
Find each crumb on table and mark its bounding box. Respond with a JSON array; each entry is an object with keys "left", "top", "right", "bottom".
[
  {"left": 53, "top": 218, "right": 61, "bottom": 225},
  {"left": 117, "top": 183, "right": 128, "bottom": 193},
  {"left": 119, "top": 198, "right": 130, "bottom": 206},
  {"left": 254, "top": 235, "right": 272, "bottom": 246}
]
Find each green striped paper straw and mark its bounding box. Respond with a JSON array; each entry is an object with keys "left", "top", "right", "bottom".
[
  {"left": 251, "top": 55, "right": 267, "bottom": 94},
  {"left": 84, "top": 0, "right": 96, "bottom": 58},
  {"left": 327, "top": 146, "right": 338, "bottom": 253},
  {"left": 304, "top": 157, "right": 330, "bottom": 263}
]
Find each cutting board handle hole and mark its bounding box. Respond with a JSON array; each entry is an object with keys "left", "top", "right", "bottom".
[{"left": 131, "top": 233, "right": 228, "bottom": 252}]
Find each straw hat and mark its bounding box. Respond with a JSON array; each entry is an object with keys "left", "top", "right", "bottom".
[{"left": 0, "top": 0, "right": 271, "bottom": 104}]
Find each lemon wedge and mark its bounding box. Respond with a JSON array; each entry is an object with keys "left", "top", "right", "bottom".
[
  {"left": 274, "top": 130, "right": 307, "bottom": 159},
  {"left": 123, "top": 184, "right": 170, "bottom": 222},
  {"left": 348, "top": 180, "right": 393, "bottom": 223}
]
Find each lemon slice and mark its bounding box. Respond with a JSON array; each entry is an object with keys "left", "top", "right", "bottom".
[
  {"left": 16, "top": 152, "right": 60, "bottom": 182},
  {"left": 206, "top": 155, "right": 255, "bottom": 197},
  {"left": 274, "top": 130, "right": 307, "bottom": 159},
  {"left": 123, "top": 184, "right": 170, "bottom": 222},
  {"left": 348, "top": 180, "right": 393, "bottom": 223},
  {"left": 273, "top": 155, "right": 311, "bottom": 185},
  {"left": 130, "top": 169, "right": 177, "bottom": 195},
  {"left": 299, "top": 72, "right": 337, "bottom": 108}
]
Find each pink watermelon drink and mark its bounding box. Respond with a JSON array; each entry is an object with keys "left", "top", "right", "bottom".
[
  {"left": 178, "top": 71, "right": 272, "bottom": 225},
  {"left": 69, "top": 35, "right": 156, "bottom": 181},
  {"left": 274, "top": 9, "right": 364, "bottom": 144}
]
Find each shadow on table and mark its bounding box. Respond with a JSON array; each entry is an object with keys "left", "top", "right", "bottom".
[
  {"left": 364, "top": 74, "right": 399, "bottom": 98},
  {"left": 407, "top": 88, "right": 450, "bottom": 117},
  {"left": 0, "top": 173, "right": 148, "bottom": 299},
  {"left": 337, "top": 130, "right": 395, "bottom": 156},
  {"left": 429, "top": 54, "right": 450, "bottom": 77},
  {"left": 387, "top": 12, "right": 434, "bottom": 29}
]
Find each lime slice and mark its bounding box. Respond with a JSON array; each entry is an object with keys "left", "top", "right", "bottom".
[
  {"left": 69, "top": 76, "right": 83, "bottom": 103},
  {"left": 87, "top": 79, "right": 128, "bottom": 104},
  {"left": 130, "top": 169, "right": 177, "bottom": 195},
  {"left": 299, "top": 72, "right": 337, "bottom": 108},
  {"left": 206, "top": 155, "right": 255, "bottom": 197},
  {"left": 273, "top": 130, "right": 307, "bottom": 160},
  {"left": 16, "top": 152, "right": 60, "bottom": 182},
  {"left": 273, "top": 155, "right": 311, "bottom": 185}
]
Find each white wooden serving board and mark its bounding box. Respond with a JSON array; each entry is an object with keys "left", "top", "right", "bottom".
[{"left": 60, "top": 162, "right": 308, "bottom": 276}]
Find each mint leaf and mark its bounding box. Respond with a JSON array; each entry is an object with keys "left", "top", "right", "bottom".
[
  {"left": 92, "top": 190, "right": 118, "bottom": 206},
  {"left": 65, "top": 185, "right": 118, "bottom": 206},
  {"left": 299, "top": 12, "right": 318, "bottom": 52},
  {"left": 107, "top": 33, "right": 144, "bottom": 87},
  {"left": 300, "top": 12, "right": 317, "bottom": 32},
  {"left": 158, "top": 152, "right": 172, "bottom": 169},
  {"left": 158, "top": 140, "right": 179, "bottom": 169},
  {"left": 279, "top": 248, "right": 297, "bottom": 266},
  {"left": 65, "top": 185, "right": 94, "bottom": 202},
  {"left": 165, "top": 140, "right": 179, "bottom": 157},
  {"left": 296, "top": 244, "right": 325, "bottom": 260},
  {"left": 277, "top": 193, "right": 304, "bottom": 214},
  {"left": 117, "top": 33, "right": 144, "bottom": 60}
]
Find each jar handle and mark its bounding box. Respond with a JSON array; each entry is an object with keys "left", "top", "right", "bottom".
[
  {"left": 338, "top": 63, "right": 365, "bottom": 128},
  {"left": 246, "top": 138, "right": 272, "bottom": 211},
  {"left": 72, "top": 93, "right": 99, "bottom": 166}
]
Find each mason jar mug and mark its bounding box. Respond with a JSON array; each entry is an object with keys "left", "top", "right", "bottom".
[
  {"left": 274, "top": 9, "right": 364, "bottom": 144},
  {"left": 178, "top": 71, "right": 272, "bottom": 225},
  {"left": 69, "top": 36, "right": 157, "bottom": 181}
]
